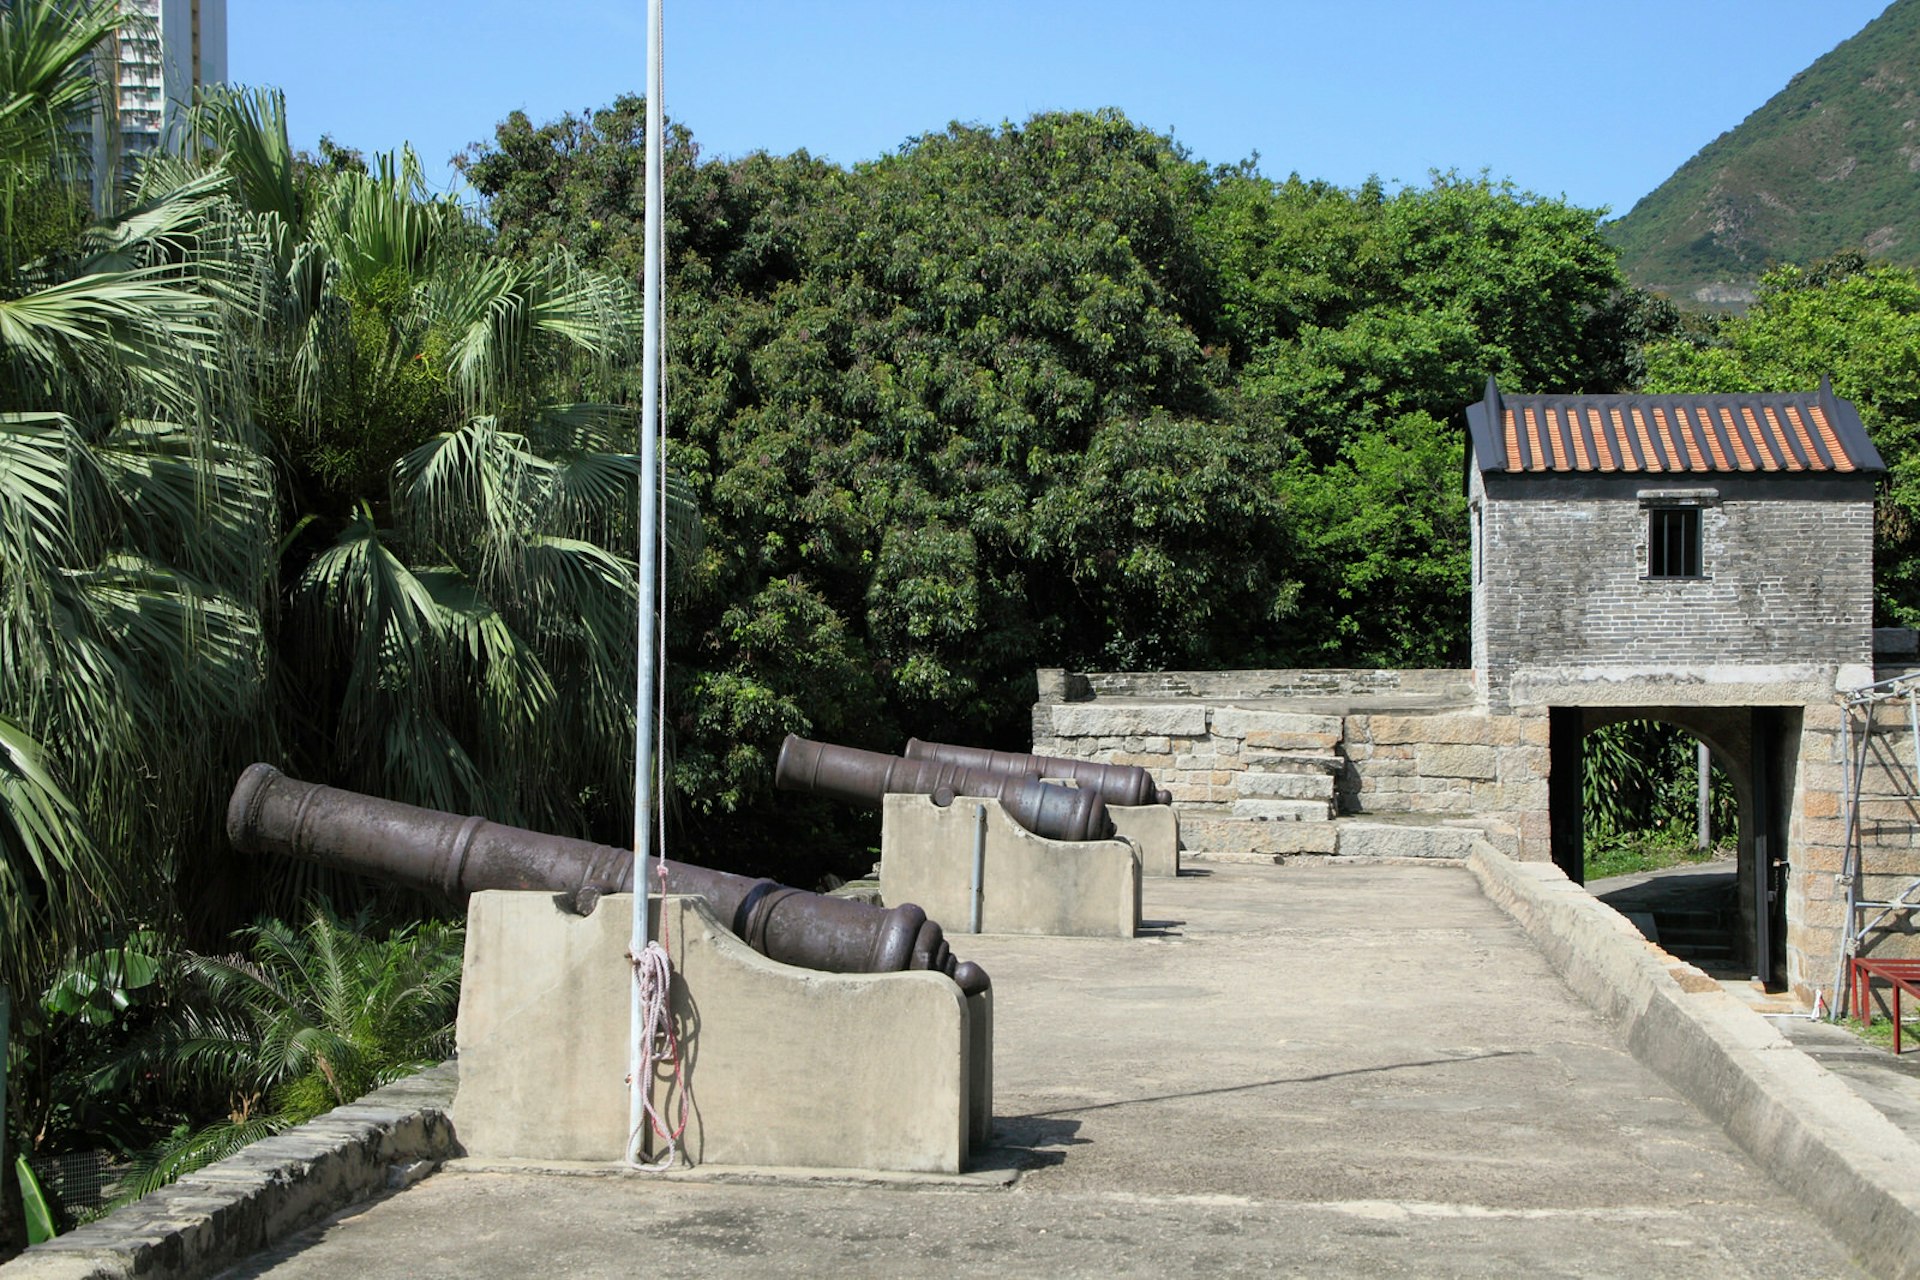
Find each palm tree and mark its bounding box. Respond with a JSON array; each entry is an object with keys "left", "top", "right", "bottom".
[
  {"left": 0, "top": 0, "right": 277, "bottom": 1013},
  {"left": 186, "top": 88, "right": 696, "bottom": 839}
]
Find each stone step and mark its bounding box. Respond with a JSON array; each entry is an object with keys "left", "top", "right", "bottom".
[
  {"left": 1322, "top": 822, "right": 1479, "bottom": 860},
  {"left": 1178, "top": 814, "right": 1339, "bottom": 856},
  {"left": 1234, "top": 770, "right": 1336, "bottom": 801},
  {"left": 1176, "top": 815, "right": 1482, "bottom": 859},
  {"left": 1230, "top": 798, "right": 1334, "bottom": 821}
]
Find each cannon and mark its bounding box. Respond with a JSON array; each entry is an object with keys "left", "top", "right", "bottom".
[
  {"left": 226, "top": 764, "right": 988, "bottom": 996},
  {"left": 903, "top": 738, "right": 1173, "bottom": 808},
  {"left": 774, "top": 734, "right": 1115, "bottom": 842}
]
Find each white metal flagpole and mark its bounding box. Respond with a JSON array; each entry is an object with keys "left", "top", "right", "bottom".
[{"left": 627, "top": 0, "right": 666, "bottom": 1164}]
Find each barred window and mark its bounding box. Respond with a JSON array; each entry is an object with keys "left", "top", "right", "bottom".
[{"left": 1648, "top": 507, "right": 1701, "bottom": 578}]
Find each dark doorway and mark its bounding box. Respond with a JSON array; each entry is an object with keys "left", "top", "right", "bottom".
[{"left": 1549, "top": 705, "right": 1793, "bottom": 989}]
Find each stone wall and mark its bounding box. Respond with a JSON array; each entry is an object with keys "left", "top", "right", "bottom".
[
  {"left": 1342, "top": 710, "right": 1550, "bottom": 851},
  {"left": 1472, "top": 472, "right": 1876, "bottom": 710},
  {"left": 1031, "top": 670, "right": 1549, "bottom": 860},
  {"left": 1785, "top": 688, "right": 1920, "bottom": 1004},
  {"left": 1032, "top": 665, "right": 1920, "bottom": 1003}
]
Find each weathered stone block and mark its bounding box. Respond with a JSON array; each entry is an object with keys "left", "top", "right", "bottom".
[
  {"left": 1417, "top": 743, "right": 1498, "bottom": 780},
  {"left": 1048, "top": 704, "right": 1207, "bottom": 738},
  {"left": 1210, "top": 707, "right": 1343, "bottom": 740},
  {"left": 1469, "top": 780, "right": 1549, "bottom": 812},
  {"left": 1235, "top": 770, "right": 1334, "bottom": 800},
  {"left": 1363, "top": 712, "right": 1534, "bottom": 747},
  {"left": 1335, "top": 823, "right": 1477, "bottom": 859},
  {"left": 1497, "top": 746, "right": 1551, "bottom": 780},
  {"left": 1242, "top": 730, "right": 1342, "bottom": 751}
]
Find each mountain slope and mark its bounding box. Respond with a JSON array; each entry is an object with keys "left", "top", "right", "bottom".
[{"left": 1607, "top": 0, "right": 1920, "bottom": 305}]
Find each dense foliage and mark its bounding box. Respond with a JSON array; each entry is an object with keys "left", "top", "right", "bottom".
[{"left": 461, "top": 101, "right": 1643, "bottom": 863}]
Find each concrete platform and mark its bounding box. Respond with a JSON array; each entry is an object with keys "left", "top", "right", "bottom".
[{"left": 79, "top": 862, "right": 1875, "bottom": 1279}]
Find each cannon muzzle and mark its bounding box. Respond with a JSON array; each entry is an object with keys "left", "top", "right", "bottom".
[
  {"left": 774, "top": 734, "right": 1114, "bottom": 841},
  {"left": 227, "top": 764, "right": 987, "bottom": 995},
  {"left": 903, "top": 738, "right": 1171, "bottom": 807}
]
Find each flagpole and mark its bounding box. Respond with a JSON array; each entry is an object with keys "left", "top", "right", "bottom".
[{"left": 628, "top": 0, "right": 666, "bottom": 1160}]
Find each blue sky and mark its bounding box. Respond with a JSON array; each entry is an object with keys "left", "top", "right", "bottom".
[{"left": 234, "top": 1, "right": 1890, "bottom": 220}]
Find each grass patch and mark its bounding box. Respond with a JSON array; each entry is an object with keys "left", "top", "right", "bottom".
[
  {"left": 1585, "top": 828, "right": 1732, "bottom": 882},
  {"left": 1839, "top": 1013, "right": 1919, "bottom": 1055}
]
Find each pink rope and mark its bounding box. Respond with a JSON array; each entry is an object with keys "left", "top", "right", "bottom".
[{"left": 625, "top": 860, "right": 692, "bottom": 1170}]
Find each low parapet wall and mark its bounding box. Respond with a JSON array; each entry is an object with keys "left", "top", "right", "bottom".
[
  {"left": 1467, "top": 840, "right": 1920, "bottom": 1280},
  {"left": 1042, "top": 668, "right": 1476, "bottom": 705}
]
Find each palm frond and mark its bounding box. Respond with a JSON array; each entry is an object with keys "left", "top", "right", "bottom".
[
  {"left": 0, "top": 715, "right": 114, "bottom": 996},
  {"left": 186, "top": 86, "right": 299, "bottom": 227}
]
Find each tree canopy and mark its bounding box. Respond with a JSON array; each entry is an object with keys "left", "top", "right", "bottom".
[{"left": 460, "top": 102, "right": 1648, "bottom": 862}]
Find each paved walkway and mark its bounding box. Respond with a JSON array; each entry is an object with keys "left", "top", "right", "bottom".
[
  {"left": 1593, "top": 859, "right": 1920, "bottom": 1150},
  {"left": 218, "top": 863, "right": 1862, "bottom": 1278}
]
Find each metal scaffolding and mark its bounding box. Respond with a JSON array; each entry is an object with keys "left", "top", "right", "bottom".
[{"left": 1831, "top": 670, "right": 1920, "bottom": 1018}]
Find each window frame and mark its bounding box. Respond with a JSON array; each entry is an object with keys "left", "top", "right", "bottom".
[{"left": 1645, "top": 505, "right": 1703, "bottom": 579}]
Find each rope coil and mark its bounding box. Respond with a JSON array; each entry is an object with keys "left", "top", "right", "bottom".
[{"left": 626, "top": 861, "right": 692, "bottom": 1170}]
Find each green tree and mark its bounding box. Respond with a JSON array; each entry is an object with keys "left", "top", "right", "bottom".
[
  {"left": 0, "top": 9, "right": 286, "bottom": 1240},
  {"left": 1277, "top": 412, "right": 1469, "bottom": 667},
  {"left": 0, "top": 0, "right": 277, "bottom": 1029},
  {"left": 1215, "top": 171, "right": 1636, "bottom": 465}
]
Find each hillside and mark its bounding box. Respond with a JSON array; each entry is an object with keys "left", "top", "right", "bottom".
[{"left": 1607, "top": 0, "right": 1920, "bottom": 305}]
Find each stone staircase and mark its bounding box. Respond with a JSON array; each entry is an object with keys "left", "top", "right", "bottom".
[
  {"left": 1649, "top": 906, "right": 1741, "bottom": 972},
  {"left": 1168, "top": 711, "right": 1488, "bottom": 861}
]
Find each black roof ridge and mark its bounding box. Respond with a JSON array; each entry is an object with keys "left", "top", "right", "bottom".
[{"left": 1497, "top": 388, "right": 1836, "bottom": 406}]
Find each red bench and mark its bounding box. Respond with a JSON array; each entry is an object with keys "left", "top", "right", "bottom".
[{"left": 1849, "top": 957, "right": 1920, "bottom": 1054}]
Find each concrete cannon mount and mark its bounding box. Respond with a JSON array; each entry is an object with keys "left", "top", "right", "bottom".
[
  {"left": 454, "top": 892, "right": 991, "bottom": 1173},
  {"left": 880, "top": 794, "right": 1142, "bottom": 937},
  {"left": 22, "top": 854, "right": 1920, "bottom": 1278}
]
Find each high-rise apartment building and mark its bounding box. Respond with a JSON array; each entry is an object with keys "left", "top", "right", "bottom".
[{"left": 98, "top": 0, "right": 228, "bottom": 187}]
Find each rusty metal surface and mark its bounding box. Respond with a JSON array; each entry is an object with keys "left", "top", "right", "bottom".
[
  {"left": 903, "top": 737, "right": 1172, "bottom": 807},
  {"left": 226, "top": 764, "right": 987, "bottom": 995},
  {"left": 773, "top": 735, "right": 1114, "bottom": 842}
]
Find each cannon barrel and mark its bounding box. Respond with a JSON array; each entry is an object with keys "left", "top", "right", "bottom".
[
  {"left": 227, "top": 764, "right": 988, "bottom": 995},
  {"left": 903, "top": 738, "right": 1172, "bottom": 808},
  {"left": 774, "top": 734, "right": 1114, "bottom": 842}
]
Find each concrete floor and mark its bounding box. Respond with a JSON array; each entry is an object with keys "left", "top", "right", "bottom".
[{"left": 217, "top": 863, "right": 1865, "bottom": 1279}]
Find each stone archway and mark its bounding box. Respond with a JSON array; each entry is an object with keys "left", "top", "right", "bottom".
[{"left": 1550, "top": 705, "right": 1797, "bottom": 987}]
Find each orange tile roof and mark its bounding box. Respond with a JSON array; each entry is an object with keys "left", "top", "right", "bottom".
[{"left": 1468, "top": 380, "right": 1883, "bottom": 477}]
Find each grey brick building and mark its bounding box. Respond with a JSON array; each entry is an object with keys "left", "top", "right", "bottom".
[
  {"left": 1466, "top": 377, "right": 1885, "bottom": 989},
  {"left": 1465, "top": 377, "right": 1883, "bottom": 708}
]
